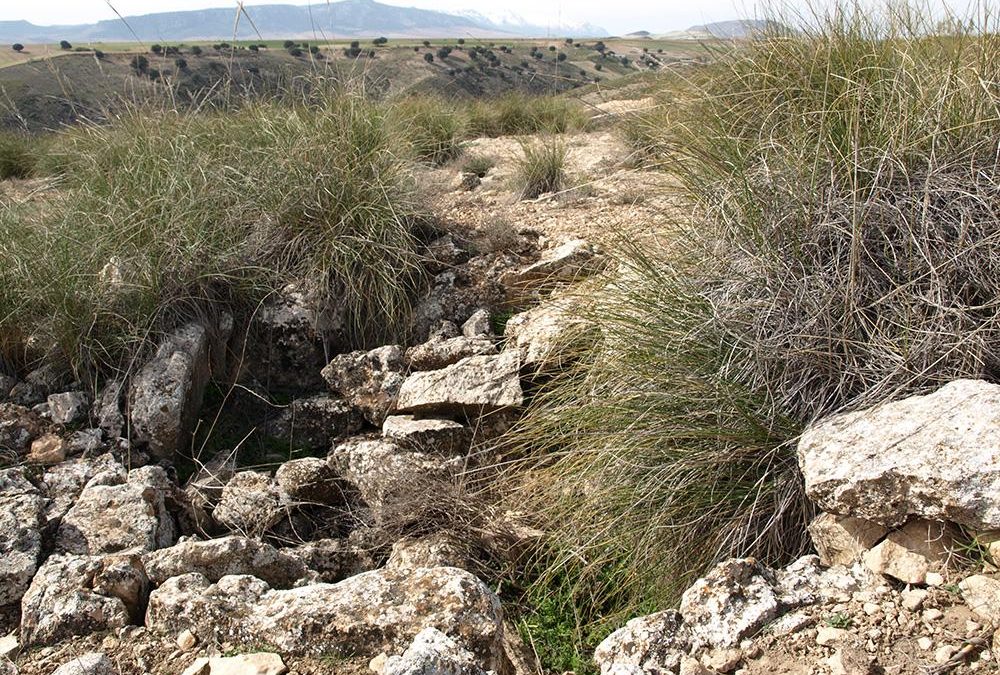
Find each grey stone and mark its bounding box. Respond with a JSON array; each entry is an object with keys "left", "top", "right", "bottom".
[
  {"left": 594, "top": 610, "right": 689, "bottom": 675},
  {"left": 679, "top": 559, "right": 779, "bottom": 650},
  {"left": 383, "top": 627, "right": 489, "bottom": 675},
  {"left": 798, "top": 379, "right": 1000, "bottom": 529},
  {"left": 143, "top": 536, "right": 308, "bottom": 589},
  {"left": 51, "top": 652, "right": 114, "bottom": 675},
  {"left": 263, "top": 395, "right": 364, "bottom": 451},
  {"left": 404, "top": 335, "right": 497, "bottom": 372},
  {"left": 381, "top": 415, "right": 471, "bottom": 455},
  {"left": 274, "top": 458, "right": 346, "bottom": 506},
  {"left": 396, "top": 351, "right": 523, "bottom": 416},
  {"left": 321, "top": 346, "right": 405, "bottom": 426},
  {"left": 213, "top": 472, "right": 285, "bottom": 538},
  {"left": 129, "top": 323, "right": 211, "bottom": 459},
  {"left": 461, "top": 309, "right": 492, "bottom": 338},
  {"left": 0, "top": 468, "right": 46, "bottom": 607},
  {"left": 47, "top": 392, "right": 89, "bottom": 426}
]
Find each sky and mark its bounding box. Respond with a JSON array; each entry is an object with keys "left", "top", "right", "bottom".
[
  {"left": 0, "top": 0, "right": 773, "bottom": 35},
  {"left": 0, "top": 0, "right": 981, "bottom": 35}
]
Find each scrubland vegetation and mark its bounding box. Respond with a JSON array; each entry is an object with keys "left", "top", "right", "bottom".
[
  {"left": 2, "top": 5, "right": 999, "bottom": 672},
  {"left": 505, "top": 5, "right": 1000, "bottom": 670}
]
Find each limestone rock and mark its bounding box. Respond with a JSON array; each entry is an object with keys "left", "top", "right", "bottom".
[
  {"left": 245, "top": 284, "right": 335, "bottom": 392},
  {"left": 862, "top": 520, "right": 958, "bottom": 585},
  {"left": 27, "top": 433, "right": 65, "bottom": 465},
  {"left": 797, "top": 379, "right": 1000, "bottom": 529},
  {"left": 383, "top": 627, "right": 488, "bottom": 675},
  {"left": 180, "top": 652, "right": 287, "bottom": 675},
  {"left": 51, "top": 652, "right": 114, "bottom": 675},
  {"left": 808, "top": 513, "right": 887, "bottom": 567},
  {"left": 275, "top": 457, "right": 346, "bottom": 506},
  {"left": 461, "top": 309, "right": 492, "bottom": 338},
  {"left": 41, "top": 454, "right": 123, "bottom": 521},
  {"left": 330, "top": 438, "right": 458, "bottom": 522},
  {"left": 0, "top": 468, "right": 46, "bottom": 607},
  {"left": 20, "top": 553, "right": 146, "bottom": 646},
  {"left": 0, "top": 403, "right": 45, "bottom": 457},
  {"left": 959, "top": 575, "right": 1000, "bottom": 624},
  {"left": 56, "top": 465, "right": 176, "bottom": 555},
  {"left": 593, "top": 610, "right": 689, "bottom": 675},
  {"left": 404, "top": 335, "right": 497, "bottom": 372},
  {"left": 321, "top": 346, "right": 405, "bottom": 426},
  {"left": 503, "top": 297, "right": 587, "bottom": 372},
  {"left": 386, "top": 534, "right": 469, "bottom": 573},
  {"left": 143, "top": 536, "right": 308, "bottom": 589},
  {"left": 263, "top": 395, "right": 364, "bottom": 451},
  {"left": 213, "top": 472, "right": 285, "bottom": 538},
  {"left": 679, "top": 559, "right": 779, "bottom": 650},
  {"left": 502, "top": 239, "right": 604, "bottom": 288},
  {"left": 285, "top": 537, "right": 376, "bottom": 583},
  {"left": 129, "top": 323, "right": 211, "bottom": 459},
  {"left": 47, "top": 391, "right": 89, "bottom": 426},
  {"left": 381, "top": 415, "right": 471, "bottom": 455},
  {"left": 146, "top": 566, "right": 506, "bottom": 668},
  {"left": 395, "top": 351, "right": 523, "bottom": 416}
]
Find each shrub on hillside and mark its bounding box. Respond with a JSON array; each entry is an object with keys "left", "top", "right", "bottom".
[
  {"left": 506, "top": 4, "right": 1000, "bottom": 665},
  {"left": 4, "top": 87, "right": 425, "bottom": 376},
  {"left": 0, "top": 132, "right": 36, "bottom": 180},
  {"left": 513, "top": 137, "right": 566, "bottom": 199}
]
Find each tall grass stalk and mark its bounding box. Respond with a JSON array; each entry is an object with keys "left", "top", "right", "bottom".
[{"left": 505, "top": 2, "right": 1000, "bottom": 662}]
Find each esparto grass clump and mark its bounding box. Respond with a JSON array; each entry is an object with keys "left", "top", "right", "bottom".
[
  {"left": 0, "top": 85, "right": 426, "bottom": 378},
  {"left": 513, "top": 137, "right": 567, "bottom": 199},
  {"left": 506, "top": 4, "right": 1000, "bottom": 664}
]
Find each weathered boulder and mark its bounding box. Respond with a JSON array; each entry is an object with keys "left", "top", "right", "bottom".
[
  {"left": 51, "top": 652, "right": 115, "bottom": 675},
  {"left": 20, "top": 553, "right": 147, "bottom": 646},
  {"left": 145, "top": 566, "right": 506, "bottom": 668},
  {"left": 129, "top": 323, "right": 211, "bottom": 459},
  {"left": 56, "top": 465, "right": 176, "bottom": 556},
  {"left": 594, "top": 610, "right": 690, "bottom": 675},
  {"left": 244, "top": 284, "right": 335, "bottom": 392},
  {"left": 395, "top": 351, "right": 523, "bottom": 416},
  {"left": 41, "top": 454, "right": 123, "bottom": 521},
  {"left": 330, "top": 438, "right": 458, "bottom": 522},
  {"left": 808, "top": 513, "right": 887, "bottom": 567},
  {"left": 143, "top": 536, "right": 309, "bottom": 589},
  {"left": 501, "top": 239, "right": 604, "bottom": 289},
  {"left": 404, "top": 335, "right": 497, "bottom": 372},
  {"left": 503, "top": 297, "right": 587, "bottom": 373},
  {"left": 285, "top": 537, "right": 377, "bottom": 583},
  {"left": 47, "top": 391, "right": 89, "bottom": 426},
  {"left": 263, "top": 395, "right": 364, "bottom": 450},
  {"left": 381, "top": 415, "right": 471, "bottom": 455},
  {"left": 680, "top": 559, "right": 780, "bottom": 650},
  {"left": 797, "top": 379, "right": 1000, "bottom": 529},
  {"left": 862, "top": 520, "right": 958, "bottom": 585},
  {"left": 213, "top": 471, "right": 285, "bottom": 538},
  {"left": 382, "top": 627, "right": 489, "bottom": 675},
  {"left": 321, "top": 346, "right": 405, "bottom": 426},
  {"left": 959, "top": 574, "right": 1000, "bottom": 624},
  {"left": 275, "top": 457, "right": 347, "bottom": 506},
  {"left": 0, "top": 468, "right": 46, "bottom": 607},
  {"left": 386, "top": 534, "right": 469, "bottom": 573},
  {"left": 462, "top": 309, "right": 492, "bottom": 338},
  {"left": 0, "top": 403, "right": 45, "bottom": 457},
  {"left": 180, "top": 653, "right": 288, "bottom": 675}
]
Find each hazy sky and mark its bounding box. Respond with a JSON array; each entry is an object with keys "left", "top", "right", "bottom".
[
  {"left": 0, "top": 0, "right": 781, "bottom": 35},
  {"left": 0, "top": 0, "right": 981, "bottom": 35}
]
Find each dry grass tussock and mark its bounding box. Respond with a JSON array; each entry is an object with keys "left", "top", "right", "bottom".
[{"left": 501, "top": 2, "right": 1000, "bottom": 663}]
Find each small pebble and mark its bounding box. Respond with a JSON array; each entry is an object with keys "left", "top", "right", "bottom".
[
  {"left": 863, "top": 602, "right": 881, "bottom": 615},
  {"left": 817, "top": 627, "right": 848, "bottom": 646},
  {"left": 923, "top": 608, "right": 944, "bottom": 621},
  {"left": 176, "top": 629, "right": 197, "bottom": 651},
  {"left": 926, "top": 572, "right": 945, "bottom": 586},
  {"left": 901, "top": 589, "right": 928, "bottom": 611},
  {"left": 935, "top": 645, "right": 958, "bottom": 664},
  {"left": 917, "top": 637, "right": 934, "bottom": 650}
]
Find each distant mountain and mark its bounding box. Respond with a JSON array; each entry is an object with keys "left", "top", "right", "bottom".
[
  {"left": 686, "top": 20, "right": 783, "bottom": 39},
  {"left": 457, "top": 10, "right": 607, "bottom": 38},
  {"left": 0, "top": 0, "right": 588, "bottom": 43},
  {"left": 625, "top": 31, "right": 652, "bottom": 38}
]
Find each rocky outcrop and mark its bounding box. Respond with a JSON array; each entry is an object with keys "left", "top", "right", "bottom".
[
  {"left": 380, "top": 627, "right": 489, "bottom": 675},
  {"left": 129, "top": 323, "right": 212, "bottom": 459},
  {"left": 41, "top": 454, "right": 124, "bottom": 522},
  {"left": 145, "top": 566, "right": 507, "bottom": 668},
  {"left": 381, "top": 415, "right": 471, "bottom": 455},
  {"left": 501, "top": 239, "right": 604, "bottom": 290},
  {"left": 503, "top": 296, "right": 587, "bottom": 373},
  {"left": 396, "top": 351, "right": 523, "bottom": 416},
  {"left": 56, "top": 465, "right": 176, "bottom": 556},
  {"left": 20, "top": 554, "right": 147, "bottom": 646},
  {"left": 321, "top": 346, "right": 405, "bottom": 426},
  {"left": 262, "top": 394, "right": 364, "bottom": 450},
  {"left": 0, "top": 468, "right": 46, "bottom": 607},
  {"left": 142, "top": 536, "right": 309, "bottom": 588},
  {"left": 798, "top": 379, "right": 1000, "bottom": 529},
  {"left": 404, "top": 335, "right": 497, "bottom": 372}
]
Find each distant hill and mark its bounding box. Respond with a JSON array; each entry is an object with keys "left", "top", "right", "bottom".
[
  {"left": 0, "top": 0, "right": 607, "bottom": 43},
  {"left": 686, "top": 20, "right": 783, "bottom": 39},
  {"left": 625, "top": 31, "right": 652, "bottom": 38}
]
